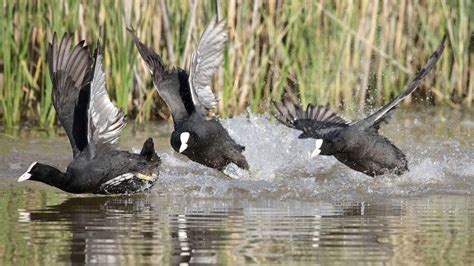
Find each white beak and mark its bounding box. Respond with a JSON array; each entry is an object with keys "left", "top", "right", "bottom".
[
  {"left": 18, "top": 162, "right": 37, "bottom": 182},
  {"left": 179, "top": 132, "right": 190, "bottom": 153},
  {"left": 310, "top": 139, "right": 323, "bottom": 158},
  {"left": 18, "top": 173, "right": 31, "bottom": 182}
]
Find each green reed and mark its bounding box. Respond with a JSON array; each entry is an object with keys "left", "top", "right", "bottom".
[{"left": 0, "top": 0, "right": 471, "bottom": 128}]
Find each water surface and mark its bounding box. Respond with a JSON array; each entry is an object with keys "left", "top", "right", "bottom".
[{"left": 0, "top": 108, "right": 473, "bottom": 264}]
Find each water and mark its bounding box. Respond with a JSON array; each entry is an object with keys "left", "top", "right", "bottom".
[{"left": 1, "top": 108, "right": 473, "bottom": 264}]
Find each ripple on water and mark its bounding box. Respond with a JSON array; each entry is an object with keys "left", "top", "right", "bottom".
[
  {"left": 7, "top": 195, "right": 473, "bottom": 264},
  {"left": 2, "top": 109, "right": 473, "bottom": 265}
]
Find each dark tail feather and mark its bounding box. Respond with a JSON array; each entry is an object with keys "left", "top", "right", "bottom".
[
  {"left": 232, "top": 153, "right": 249, "bottom": 170},
  {"left": 224, "top": 143, "right": 249, "bottom": 170},
  {"left": 140, "top": 138, "right": 160, "bottom": 162},
  {"left": 127, "top": 28, "right": 167, "bottom": 81}
]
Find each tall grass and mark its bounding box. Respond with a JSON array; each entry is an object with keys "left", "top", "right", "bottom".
[{"left": 0, "top": 0, "right": 472, "bottom": 129}]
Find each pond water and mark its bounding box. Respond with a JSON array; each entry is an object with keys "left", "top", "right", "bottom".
[{"left": 0, "top": 108, "right": 473, "bottom": 264}]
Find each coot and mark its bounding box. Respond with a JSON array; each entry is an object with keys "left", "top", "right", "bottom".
[
  {"left": 18, "top": 33, "right": 161, "bottom": 194},
  {"left": 273, "top": 36, "right": 446, "bottom": 177},
  {"left": 129, "top": 20, "right": 248, "bottom": 171}
]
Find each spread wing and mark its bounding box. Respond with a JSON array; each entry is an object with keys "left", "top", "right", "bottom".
[
  {"left": 87, "top": 46, "right": 126, "bottom": 152},
  {"left": 355, "top": 35, "right": 447, "bottom": 131},
  {"left": 188, "top": 18, "right": 227, "bottom": 114},
  {"left": 273, "top": 99, "right": 350, "bottom": 139},
  {"left": 47, "top": 32, "right": 92, "bottom": 157},
  {"left": 129, "top": 28, "right": 193, "bottom": 124}
]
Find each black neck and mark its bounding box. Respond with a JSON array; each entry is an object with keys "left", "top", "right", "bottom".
[{"left": 31, "top": 163, "right": 73, "bottom": 192}]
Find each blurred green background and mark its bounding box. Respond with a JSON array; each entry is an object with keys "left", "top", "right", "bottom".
[{"left": 0, "top": 0, "right": 472, "bottom": 129}]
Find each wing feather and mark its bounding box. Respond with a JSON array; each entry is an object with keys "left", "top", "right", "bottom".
[
  {"left": 87, "top": 47, "right": 126, "bottom": 150},
  {"left": 47, "top": 33, "right": 91, "bottom": 156},
  {"left": 355, "top": 35, "right": 447, "bottom": 130},
  {"left": 273, "top": 99, "right": 350, "bottom": 139},
  {"left": 188, "top": 18, "right": 227, "bottom": 113},
  {"left": 129, "top": 28, "right": 192, "bottom": 123}
]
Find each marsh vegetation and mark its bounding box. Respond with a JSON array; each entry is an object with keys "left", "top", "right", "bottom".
[{"left": 0, "top": 0, "right": 471, "bottom": 129}]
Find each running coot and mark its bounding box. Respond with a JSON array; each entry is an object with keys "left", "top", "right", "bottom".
[
  {"left": 18, "top": 33, "right": 161, "bottom": 194},
  {"left": 273, "top": 36, "right": 446, "bottom": 177},
  {"left": 129, "top": 19, "right": 248, "bottom": 171}
]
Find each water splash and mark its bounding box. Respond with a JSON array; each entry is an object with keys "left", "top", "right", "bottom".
[
  {"left": 3, "top": 109, "right": 471, "bottom": 200},
  {"left": 152, "top": 112, "right": 474, "bottom": 201}
]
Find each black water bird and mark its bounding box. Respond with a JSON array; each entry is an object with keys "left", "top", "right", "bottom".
[
  {"left": 129, "top": 20, "right": 249, "bottom": 171},
  {"left": 18, "top": 33, "right": 161, "bottom": 194},
  {"left": 273, "top": 36, "right": 446, "bottom": 177}
]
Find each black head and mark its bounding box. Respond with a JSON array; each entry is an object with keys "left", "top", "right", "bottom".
[
  {"left": 171, "top": 130, "right": 202, "bottom": 156},
  {"left": 307, "top": 138, "right": 339, "bottom": 157},
  {"left": 18, "top": 162, "right": 71, "bottom": 190}
]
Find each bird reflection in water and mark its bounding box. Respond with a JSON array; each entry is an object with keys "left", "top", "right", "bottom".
[{"left": 18, "top": 197, "right": 401, "bottom": 264}]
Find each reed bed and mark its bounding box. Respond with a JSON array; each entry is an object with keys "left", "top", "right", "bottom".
[{"left": 0, "top": 0, "right": 471, "bottom": 128}]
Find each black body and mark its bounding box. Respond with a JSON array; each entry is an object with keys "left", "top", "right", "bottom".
[
  {"left": 19, "top": 33, "right": 160, "bottom": 194},
  {"left": 130, "top": 30, "right": 249, "bottom": 171},
  {"left": 273, "top": 36, "right": 446, "bottom": 177},
  {"left": 28, "top": 139, "right": 160, "bottom": 194},
  {"left": 319, "top": 125, "right": 407, "bottom": 176},
  {"left": 170, "top": 112, "right": 247, "bottom": 170}
]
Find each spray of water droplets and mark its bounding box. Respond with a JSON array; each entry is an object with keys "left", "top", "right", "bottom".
[{"left": 151, "top": 112, "right": 474, "bottom": 201}]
